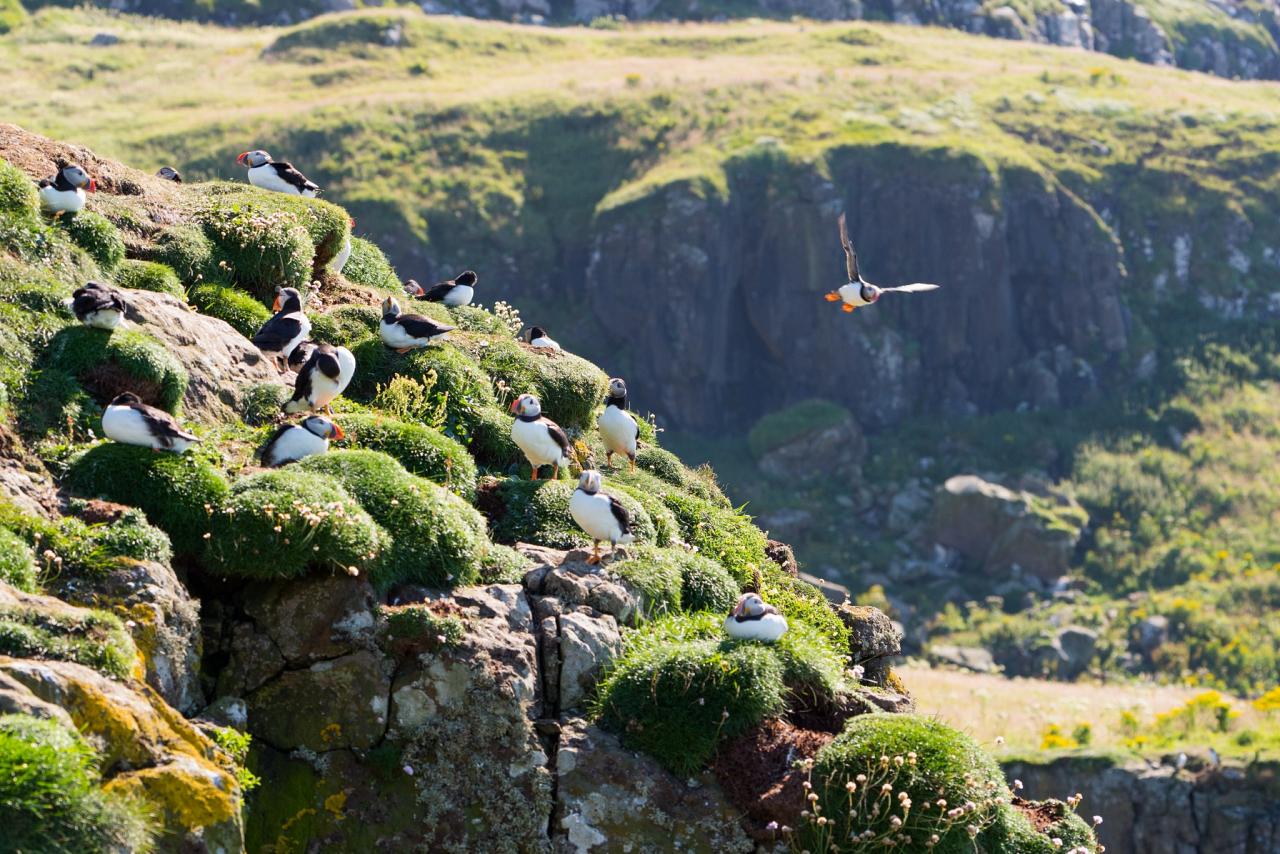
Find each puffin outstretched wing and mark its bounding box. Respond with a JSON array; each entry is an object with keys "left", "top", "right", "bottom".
[
  {"left": 420, "top": 281, "right": 458, "bottom": 302},
  {"left": 538, "top": 416, "right": 571, "bottom": 457},
  {"left": 270, "top": 161, "right": 320, "bottom": 195},
  {"left": 838, "top": 213, "right": 860, "bottom": 283},
  {"left": 607, "top": 494, "right": 633, "bottom": 536},
  {"left": 879, "top": 283, "right": 941, "bottom": 294}
]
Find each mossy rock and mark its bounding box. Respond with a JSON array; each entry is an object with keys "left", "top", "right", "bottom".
[
  {"left": 58, "top": 212, "right": 125, "bottom": 273},
  {"left": 349, "top": 338, "right": 494, "bottom": 437},
  {"left": 0, "top": 501, "right": 161, "bottom": 579},
  {"left": 63, "top": 444, "right": 229, "bottom": 558},
  {"left": 204, "top": 467, "right": 386, "bottom": 581},
  {"left": 300, "top": 450, "right": 488, "bottom": 589},
  {"left": 469, "top": 403, "right": 524, "bottom": 472},
  {"left": 473, "top": 336, "right": 608, "bottom": 431},
  {"left": 0, "top": 599, "right": 137, "bottom": 680},
  {"left": 0, "top": 527, "right": 37, "bottom": 592},
  {"left": 748, "top": 398, "right": 852, "bottom": 458},
  {"left": 489, "top": 477, "right": 656, "bottom": 550},
  {"left": 661, "top": 489, "right": 768, "bottom": 585},
  {"left": 0, "top": 715, "right": 156, "bottom": 853},
  {"left": 0, "top": 158, "right": 38, "bottom": 220},
  {"left": 335, "top": 412, "right": 478, "bottom": 500},
  {"left": 81, "top": 505, "right": 174, "bottom": 567},
  {"left": 478, "top": 543, "right": 533, "bottom": 584},
  {"left": 113, "top": 260, "right": 185, "bottom": 300},
  {"left": 43, "top": 326, "right": 187, "bottom": 413},
  {"left": 803, "top": 714, "right": 1044, "bottom": 854},
  {"left": 150, "top": 223, "right": 215, "bottom": 285},
  {"left": 341, "top": 236, "right": 397, "bottom": 289},
  {"left": 188, "top": 282, "right": 272, "bottom": 340}
]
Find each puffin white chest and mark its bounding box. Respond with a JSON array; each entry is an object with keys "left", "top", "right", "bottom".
[
  {"left": 102, "top": 405, "right": 196, "bottom": 453},
  {"left": 598, "top": 406, "right": 637, "bottom": 457},
  {"left": 314, "top": 348, "right": 357, "bottom": 406},
  {"left": 280, "top": 314, "right": 311, "bottom": 358},
  {"left": 530, "top": 335, "right": 560, "bottom": 350},
  {"left": 838, "top": 282, "right": 874, "bottom": 308},
  {"left": 265, "top": 427, "right": 328, "bottom": 467},
  {"left": 569, "top": 489, "right": 631, "bottom": 544},
  {"left": 247, "top": 164, "right": 314, "bottom": 197},
  {"left": 39, "top": 186, "right": 86, "bottom": 214},
  {"left": 511, "top": 418, "right": 566, "bottom": 467},
  {"left": 442, "top": 285, "right": 473, "bottom": 307},
  {"left": 723, "top": 613, "right": 788, "bottom": 643},
  {"left": 82, "top": 308, "right": 125, "bottom": 330}
]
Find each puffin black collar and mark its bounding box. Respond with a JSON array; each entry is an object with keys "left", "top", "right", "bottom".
[
  {"left": 733, "top": 612, "right": 768, "bottom": 623},
  {"left": 516, "top": 414, "right": 541, "bottom": 423},
  {"left": 605, "top": 393, "right": 628, "bottom": 410}
]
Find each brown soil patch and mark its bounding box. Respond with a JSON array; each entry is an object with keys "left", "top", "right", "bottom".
[
  {"left": 1012, "top": 796, "right": 1065, "bottom": 833},
  {"left": 711, "top": 717, "right": 833, "bottom": 839},
  {"left": 73, "top": 499, "right": 132, "bottom": 525},
  {"left": 80, "top": 363, "right": 166, "bottom": 409}
]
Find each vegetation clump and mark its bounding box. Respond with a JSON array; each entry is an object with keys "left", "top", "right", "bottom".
[
  {"left": 748, "top": 399, "right": 852, "bottom": 458},
  {"left": 113, "top": 260, "right": 185, "bottom": 299},
  {"left": 489, "top": 477, "right": 655, "bottom": 550},
  {"left": 383, "top": 604, "right": 465, "bottom": 648},
  {"left": 188, "top": 282, "right": 272, "bottom": 339},
  {"left": 336, "top": 412, "right": 478, "bottom": 499},
  {"left": 0, "top": 527, "right": 38, "bottom": 592},
  {"left": 0, "top": 601, "right": 137, "bottom": 679},
  {"left": 473, "top": 336, "right": 608, "bottom": 432},
  {"left": 341, "top": 236, "right": 397, "bottom": 289},
  {"left": 43, "top": 326, "right": 188, "bottom": 413},
  {"left": 59, "top": 212, "right": 126, "bottom": 273}
]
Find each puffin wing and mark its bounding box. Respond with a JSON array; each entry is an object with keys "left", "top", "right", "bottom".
[
  {"left": 537, "top": 416, "right": 571, "bottom": 457},
  {"left": 420, "top": 281, "right": 457, "bottom": 302},
  {"left": 287, "top": 340, "right": 317, "bottom": 371},
  {"left": 311, "top": 345, "right": 343, "bottom": 381},
  {"left": 256, "top": 423, "right": 295, "bottom": 462},
  {"left": 270, "top": 161, "right": 320, "bottom": 195},
  {"left": 133, "top": 401, "right": 199, "bottom": 446},
  {"left": 71, "top": 286, "right": 126, "bottom": 317},
  {"left": 252, "top": 313, "right": 305, "bottom": 352},
  {"left": 838, "top": 213, "right": 860, "bottom": 282},
  {"left": 879, "top": 283, "right": 940, "bottom": 294},
  {"left": 607, "top": 493, "right": 633, "bottom": 536},
  {"left": 397, "top": 313, "right": 455, "bottom": 339}
]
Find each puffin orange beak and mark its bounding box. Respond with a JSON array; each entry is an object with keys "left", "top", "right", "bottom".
[
  {"left": 331, "top": 424, "right": 345, "bottom": 441},
  {"left": 272, "top": 296, "right": 282, "bottom": 311},
  {"left": 236, "top": 152, "right": 249, "bottom": 165},
  {"left": 509, "top": 399, "right": 520, "bottom": 414},
  {"left": 349, "top": 217, "right": 355, "bottom": 228},
  {"left": 87, "top": 179, "right": 97, "bottom": 193},
  {"left": 731, "top": 599, "right": 745, "bottom": 618}
]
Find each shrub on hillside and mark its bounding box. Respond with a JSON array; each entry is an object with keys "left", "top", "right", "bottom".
[
  {"left": 44, "top": 326, "right": 187, "bottom": 413},
  {"left": 204, "top": 467, "right": 385, "bottom": 580},
  {"left": 188, "top": 283, "right": 272, "bottom": 339},
  {"left": 475, "top": 337, "right": 608, "bottom": 431},
  {"left": 469, "top": 403, "right": 525, "bottom": 471},
  {"left": 0, "top": 715, "right": 156, "bottom": 853},
  {"left": 335, "top": 412, "right": 477, "bottom": 499},
  {"left": 113, "top": 260, "right": 185, "bottom": 299},
  {"left": 59, "top": 212, "right": 125, "bottom": 273},
  {"left": 636, "top": 445, "right": 729, "bottom": 507}
]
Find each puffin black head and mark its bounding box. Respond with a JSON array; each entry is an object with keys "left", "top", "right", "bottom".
[
  {"left": 156, "top": 166, "right": 182, "bottom": 183},
  {"left": 302, "top": 415, "right": 344, "bottom": 441},
  {"left": 402, "top": 279, "right": 425, "bottom": 298},
  {"left": 110, "top": 391, "right": 142, "bottom": 407},
  {"left": 510, "top": 393, "right": 541, "bottom": 419},
  {"left": 859, "top": 282, "right": 878, "bottom": 304},
  {"left": 57, "top": 164, "right": 95, "bottom": 193},
  {"left": 577, "top": 469, "right": 602, "bottom": 495},
  {"left": 273, "top": 286, "right": 303, "bottom": 313},
  {"left": 455, "top": 270, "right": 477, "bottom": 287},
  {"left": 606, "top": 377, "right": 628, "bottom": 408},
  {"left": 237, "top": 150, "right": 271, "bottom": 168},
  {"left": 525, "top": 326, "right": 548, "bottom": 343}
]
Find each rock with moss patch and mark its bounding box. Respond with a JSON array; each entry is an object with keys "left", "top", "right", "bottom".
[
  {"left": 43, "top": 324, "right": 187, "bottom": 414},
  {"left": 113, "top": 259, "right": 185, "bottom": 299},
  {"left": 246, "top": 649, "right": 390, "bottom": 751},
  {"left": 0, "top": 582, "right": 138, "bottom": 679},
  {"left": 837, "top": 603, "right": 901, "bottom": 685},
  {"left": 749, "top": 399, "right": 865, "bottom": 482}
]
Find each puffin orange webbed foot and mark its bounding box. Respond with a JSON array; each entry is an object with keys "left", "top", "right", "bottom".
[
  {"left": 842, "top": 304, "right": 855, "bottom": 313},
  {"left": 824, "top": 292, "right": 840, "bottom": 302}
]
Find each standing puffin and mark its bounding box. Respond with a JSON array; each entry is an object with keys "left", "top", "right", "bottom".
[
  {"left": 724, "top": 593, "right": 788, "bottom": 643},
  {"left": 597, "top": 377, "right": 638, "bottom": 469},
  {"left": 257, "top": 415, "right": 343, "bottom": 468},
  {"left": 379, "top": 296, "right": 454, "bottom": 352},
  {"left": 38, "top": 164, "right": 95, "bottom": 216},
  {"left": 510, "top": 393, "right": 571, "bottom": 481},
  {"left": 156, "top": 166, "right": 182, "bottom": 183},
  {"left": 284, "top": 343, "right": 356, "bottom": 415},
  {"left": 236, "top": 150, "right": 319, "bottom": 197},
  {"left": 569, "top": 470, "right": 634, "bottom": 566},
  {"left": 825, "top": 213, "right": 940, "bottom": 313},
  {"left": 252, "top": 287, "right": 311, "bottom": 371},
  {"left": 66, "top": 282, "right": 129, "bottom": 330},
  {"left": 523, "top": 326, "right": 561, "bottom": 352},
  {"left": 102, "top": 392, "right": 200, "bottom": 453},
  {"left": 406, "top": 270, "right": 477, "bottom": 307}
]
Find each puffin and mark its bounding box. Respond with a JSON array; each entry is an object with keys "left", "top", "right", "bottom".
[
  {"left": 156, "top": 166, "right": 183, "bottom": 183},
  {"left": 236, "top": 150, "right": 319, "bottom": 197},
  {"left": 102, "top": 392, "right": 200, "bottom": 453},
  {"left": 330, "top": 217, "right": 354, "bottom": 274},
  {"left": 406, "top": 270, "right": 477, "bottom": 307},
  {"left": 724, "top": 593, "right": 788, "bottom": 643},
  {"left": 38, "top": 164, "right": 95, "bottom": 216},
  {"left": 283, "top": 343, "right": 356, "bottom": 415},
  {"left": 379, "top": 296, "right": 454, "bottom": 352},
  {"left": 523, "top": 326, "right": 561, "bottom": 351},
  {"left": 510, "top": 393, "right": 571, "bottom": 481},
  {"left": 66, "top": 282, "right": 128, "bottom": 330},
  {"left": 825, "top": 213, "right": 940, "bottom": 313},
  {"left": 252, "top": 287, "right": 311, "bottom": 371},
  {"left": 597, "top": 377, "right": 638, "bottom": 469},
  {"left": 286, "top": 340, "right": 318, "bottom": 373},
  {"left": 569, "top": 469, "right": 635, "bottom": 566},
  {"left": 257, "top": 415, "right": 343, "bottom": 468}
]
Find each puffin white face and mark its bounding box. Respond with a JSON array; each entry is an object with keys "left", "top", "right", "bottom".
[
  {"left": 510, "top": 393, "right": 541, "bottom": 418},
  {"left": 237, "top": 150, "right": 271, "bottom": 168},
  {"left": 731, "top": 593, "right": 767, "bottom": 618},
  {"left": 381, "top": 296, "right": 402, "bottom": 318},
  {"left": 303, "top": 416, "right": 344, "bottom": 440},
  {"left": 608, "top": 378, "right": 626, "bottom": 397},
  {"left": 62, "top": 165, "right": 95, "bottom": 191},
  {"left": 578, "top": 470, "right": 602, "bottom": 494}
]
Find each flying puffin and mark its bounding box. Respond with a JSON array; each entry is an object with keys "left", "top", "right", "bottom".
[
  {"left": 38, "top": 164, "right": 95, "bottom": 216},
  {"left": 405, "top": 270, "right": 477, "bottom": 307},
  {"left": 330, "top": 217, "right": 354, "bottom": 274},
  {"left": 379, "top": 296, "right": 454, "bottom": 352},
  {"left": 569, "top": 470, "right": 635, "bottom": 566},
  {"left": 102, "top": 392, "right": 200, "bottom": 453},
  {"left": 597, "top": 377, "right": 637, "bottom": 469},
  {"left": 284, "top": 343, "right": 356, "bottom": 415},
  {"left": 825, "top": 213, "right": 940, "bottom": 313},
  {"left": 523, "top": 326, "right": 561, "bottom": 351},
  {"left": 510, "top": 393, "right": 571, "bottom": 481},
  {"left": 257, "top": 415, "right": 343, "bottom": 468},
  {"left": 724, "top": 593, "right": 788, "bottom": 643},
  {"left": 286, "top": 340, "right": 318, "bottom": 373},
  {"left": 236, "top": 150, "right": 320, "bottom": 197},
  {"left": 66, "top": 282, "right": 128, "bottom": 330},
  {"left": 252, "top": 287, "right": 311, "bottom": 371},
  {"left": 156, "top": 166, "right": 182, "bottom": 183}
]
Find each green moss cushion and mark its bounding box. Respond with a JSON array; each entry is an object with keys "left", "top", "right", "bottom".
[
  {"left": 660, "top": 489, "right": 768, "bottom": 585},
  {"left": 0, "top": 159, "right": 39, "bottom": 220},
  {"left": 335, "top": 413, "right": 477, "bottom": 500},
  {"left": 760, "top": 564, "right": 851, "bottom": 654},
  {"left": 748, "top": 398, "right": 852, "bottom": 459},
  {"left": 58, "top": 212, "right": 125, "bottom": 273},
  {"left": 189, "top": 282, "right": 272, "bottom": 340},
  {"left": 473, "top": 337, "right": 608, "bottom": 432},
  {"left": 604, "top": 545, "right": 738, "bottom": 618},
  {"left": 204, "top": 467, "right": 386, "bottom": 580},
  {"left": 489, "top": 477, "right": 656, "bottom": 550},
  {"left": 341, "top": 236, "right": 397, "bottom": 289},
  {"left": 349, "top": 338, "right": 495, "bottom": 439},
  {"left": 300, "top": 450, "right": 489, "bottom": 589},
  {"left": 150, "top": 223, "right": 215, "bottom": 285},
  {"left": 468, "top": 404, "right": 525, "bottom": 472},
  {"left": 309, "top": 305, "right": 380, "bottom": 348},
  {"left": 113, "top": 260, "right": 185, "bottom": 299},
  {"left": 43, "top": 326, "right": 187, "bottom": 413},
  {"left": 0, "top": 527, "right": 37, "bottom": 592},
  {"left": 64, "top": 444, "right": 229, "bottom": 558}
]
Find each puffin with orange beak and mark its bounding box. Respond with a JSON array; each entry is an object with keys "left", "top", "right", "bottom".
[
  {"left": 379, "top": 296, "right": 453, "bottom": 352},
  {"left": 569, "top": 470, "right": 634, "bottom": 565},
  {"left": 825, "top": 213, "right": 940, "bottom": 313},
  {"left": 236, "top": 149, "right": 319, "bottom": 197},
  {"left": 257, "top": 415, "right": 343, "bottom": 468},
  {"left": 252, "top": 286, "right": 311, "bottom": 371},
  {"left": 724, "top": 593, "right": 788, "bottom": 642},
  {"left": 38, "top": 163, "right": 96, "bottom": 217},
  {"left": 509, "top": 393, "right": 571, "bottom": 481}
]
